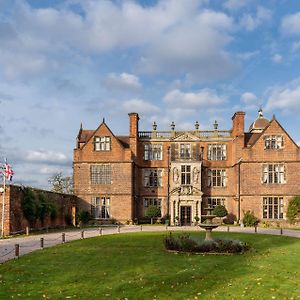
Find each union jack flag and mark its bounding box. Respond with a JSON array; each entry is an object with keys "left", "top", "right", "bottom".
[{"left": 4, "top": 163, "right": 14, "bottom": 181}]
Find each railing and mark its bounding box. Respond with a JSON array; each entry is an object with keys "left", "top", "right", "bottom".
[{"left": 138, "top": 130, "right": 232, "bottom": 139}]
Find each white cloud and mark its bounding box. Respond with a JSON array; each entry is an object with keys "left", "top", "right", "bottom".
[
  {"left": 236, "top": 50, "right": 260, "bottom": 60},
  {"left": 163, "top": 89, "right": 225, "bottom": 109},
  {"left": 0, "top": 1, "right": 237, "bottom": 83},
  {"left": 122, "top": 98, "right": 160, "bottom": 115},
  {"left": 265, "top": 78, "right": 300, "bottom": 113},
  {"left": 25, "top": 150, "right": 69, "bottom": 165},
  {"left": 104, "top": 72, "right": 141, "bottom": 92},
  {"left": 272, "top": 54, "right": 283, "bottom": 63},
  {"left": 138, "top": 9, "right": 236, "bottom": 81},
  {"left": 240, "top": 6, "right": 272, "bottom": 31},
  {"left": 241, "top": 92, "right": 257, "bottom": 104},
  {"left": 281, "top": 12, "right": 300, "bottom": 35}
]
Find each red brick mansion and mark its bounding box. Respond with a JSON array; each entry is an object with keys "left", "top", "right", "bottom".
[{"left": 73, "top": 110, "right": 300, "bottom": 225}]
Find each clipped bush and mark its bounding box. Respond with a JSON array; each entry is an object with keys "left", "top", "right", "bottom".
[
  {"left": 145, "top": 205, "right": 161, "bottom": 224},
  {"left": 223, "top": 213, "right": 237, "bottom": 225},
  {"left": 287, "top": 195, "right": 300, "bottom": 224},
  {"left": 242, "top": 210, "right": 259, "bottom": 227},
  {"left": 213, "top": 205, "right": 228, "bottom": 218}
]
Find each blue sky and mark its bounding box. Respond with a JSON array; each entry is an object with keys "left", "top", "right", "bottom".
[{"left": 1, "top": 0, "right": 300, "bottom": 188}]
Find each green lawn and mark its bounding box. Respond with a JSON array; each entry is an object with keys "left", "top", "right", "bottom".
[{"left": 0, "top": 232, "right": 299, "bottom": 300}]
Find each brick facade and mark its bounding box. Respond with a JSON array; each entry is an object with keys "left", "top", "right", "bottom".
[{"left": 73, "top": 110, "right": 300, "bottom": 225}]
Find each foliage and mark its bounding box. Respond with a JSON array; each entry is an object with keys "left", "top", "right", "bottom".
[
  {"left": 144, "top": 205, "right": 161, "bottom": 219},
  {"left": 0, "top": 232, "right": 299, "bottom": 299},
  {"left": 287, "top": 195, "right": 300, "bottom": 224},
  {"left": 48, "top": 172, "right": 73, "bottom": 194},
  {"left": 242, "top": 210, "right": 259, "bottom": 227},
  {"left": 194, "top": 216, "right": 200, "bottom": 222},
  {"left": 76, "top": 210, "right": 91, "bottom": 225},
  {"left": 21, "top": 188, "right": 59, "bottom": 225},
  {"left": 223, "top": 213, "right": 237, "bottom": 225},
  {"left": 213, "top": 205, "right": 228, "bottom": 218},
  {"left": 164, "top": 232, "right": 249, "bottom": 254},
  {"left": 21, "top": 188, "right": 39, "bottom": 225}
]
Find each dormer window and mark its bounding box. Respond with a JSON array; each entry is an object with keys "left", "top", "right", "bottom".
[
  {"left": 94, "top": 136, "right": 111, "bottom": 151},
  {"left": 264, "top": 135, "right": 283, "bottom": 149},
  {"left": 180, "top": 144, "right": 191, "bottom": 159}
]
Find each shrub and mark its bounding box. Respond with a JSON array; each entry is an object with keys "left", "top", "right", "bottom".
[
  {"left": 76, "top": 210, "right": 91, "bottom": 225},
  {"left": 287, "top": 195, "right": 300, "bottom": 224},
  {"left": 164, "top": 233, "right": 250, "bottom": 254},
  {"left": 223, "top": 213, "right": 236, "bottom": 225},
  {"left": 242, "top": 211, "right": 259, "bottom": 227},
  {"left": 145, "top": 205, "right": 161, "bottom": 224},
  {"left": 213, "top": 205, "right": 228, "bottom": 218}
]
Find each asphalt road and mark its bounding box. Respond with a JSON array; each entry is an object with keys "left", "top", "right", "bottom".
[{"left": 0, "top": 225, "right": 299, "bottom": 264}]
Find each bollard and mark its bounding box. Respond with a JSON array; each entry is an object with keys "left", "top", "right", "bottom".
[
  {"left": 40, "top": 238, "right": 44, "bottom": 249},
  {"left": 62, "top": 233, "right": 65, "bottom": 243},
  {"left": 15, "top": 244, "right": 20, "bottom": 259},
  {"left": 25, "top": 226, "right": 29, "bottom": 236},
  {"left": 166, "top": 225, "right": 168, "bottom": 230},
  {"left": 99, "top": 228, "right": 103, "bottom": 236},
  {"left": 81, "top": 230, "right": 84, "bottom": 239},
  {"left": 140, "top": 225, "right": 143, "bottom": 232},
  {"left": 118, "top": 225, "right": 120, "bottom": 233},
  {"left": 227, "top": 226, "right": 230, "bottom": 232},
  {"left": 280, "top": 228, "right": 283, "bottom": 235},
  {"left": 254, "top": 225, "right": 257, "bottom": 233}
]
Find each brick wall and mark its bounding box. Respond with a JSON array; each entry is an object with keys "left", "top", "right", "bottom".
[{"left": 0, "top": 185, "right": 77, "bottom": 236}]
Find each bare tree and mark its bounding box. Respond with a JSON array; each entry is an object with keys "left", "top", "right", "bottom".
[{"left": 48, "top": 172, "right": 73, "bottom": 194}]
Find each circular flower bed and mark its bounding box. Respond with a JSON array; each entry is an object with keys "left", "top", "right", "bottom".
[{"left": 164, "top": 232, "right": 250, "bottom": 254}]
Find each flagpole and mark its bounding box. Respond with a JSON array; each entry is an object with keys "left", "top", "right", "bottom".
[{"left": 1, "top": 168, "right": 5, "bottom": 238}]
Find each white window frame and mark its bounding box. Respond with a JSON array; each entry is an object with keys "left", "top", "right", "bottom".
[
  {"left": 94, "top": 136, "right": 111, "bottom": 151},
  {"left": 262, "top": 163, "right": 285, "bottom": 184},
  {"left": 144, "top": 169, "right": 163, "bottom": 187},
  {"left": 208, "top": 144, "right": 227, "bottom": 160},
  {"left": 263, "top": 197, "right": 283, "bottom": 219},
  {"left": 180, "top": 144, "right": 191, "bottom": 159},
  {"left": 144, "top": 144, "right": 163, "bottom": 160},
  {"left": 264, "top": 135, "right": 284, "bottom": 150},
  {"left": 90, "top": 164, "right": 112, "bottom": 184},
  {"left": 208, "top": 169, "right": 227, "bottom": 187},
  {"left": 181, "top": 165, "right": 191, "bottom": 185},
  {"left": 91, "top": 197, "right": 110, "bottom": 219},
  {"left": 207, "top": 197, "right": 225, "bottom": 208}
]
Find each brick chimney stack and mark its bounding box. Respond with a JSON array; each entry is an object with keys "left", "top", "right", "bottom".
[
  {"left": 128, "top": 112, "right": 139, "bottom": 157},
  {"left": 232, "top": 112, "right": 245, "bottom": 137}
]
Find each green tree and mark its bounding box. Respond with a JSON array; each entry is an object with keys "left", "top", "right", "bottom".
[
  {"left": 213, "top": 205, "right": 228, "bottom": 218},
  {"left": 48, "top": 172, "right": 73, "bottom": 194},
  {"left": 287, "top": 195, "right": 300, "bottom": 224},
  {"left": 145, "top": 205, "right": 161, "bottom": 224}
]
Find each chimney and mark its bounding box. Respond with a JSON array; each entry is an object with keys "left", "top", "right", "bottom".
[
  {"left": 232, "top": 112, "right": 245, "bottom": 137},
  {"left": 128, "top": 112, "right": 139, "bottom": 138},
  {"left": 128, "top": 112, "right": 139, "bottom": 157}
]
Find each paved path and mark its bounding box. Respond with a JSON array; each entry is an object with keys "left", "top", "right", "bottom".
[{"left": 0, "top": 225, "right": 299, "bottom": 264}]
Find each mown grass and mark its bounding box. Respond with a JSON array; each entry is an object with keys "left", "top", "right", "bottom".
[{"left": 0, "top": 232, "right": 299, "bottom": 300}]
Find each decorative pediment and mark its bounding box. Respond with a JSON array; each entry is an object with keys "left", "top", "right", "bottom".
[
  {"left": 170, "top": 186, "right": 203, "bottom": 196},
  {"left": 172, "top": 132, "right": 199, "bottom": 142}
]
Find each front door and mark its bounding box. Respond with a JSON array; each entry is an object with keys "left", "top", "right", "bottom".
[{"left": 180, "top": 206, "right": 191, "bottom": 226}]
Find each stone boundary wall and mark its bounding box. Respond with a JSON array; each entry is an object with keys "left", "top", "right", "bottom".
[{"left": 0, "top": 185, "right": 78, "bottom": 236}]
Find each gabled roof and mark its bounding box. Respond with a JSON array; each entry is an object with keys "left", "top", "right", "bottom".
[
  {"left": 246, "top": 117, "right": 299, "bottom": 149},
  {"left": 244, "top": 132, "right": 261, "bottom": 147},
  {"left": 77, "top": 121, "right": 128, "bottom": 150}
]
